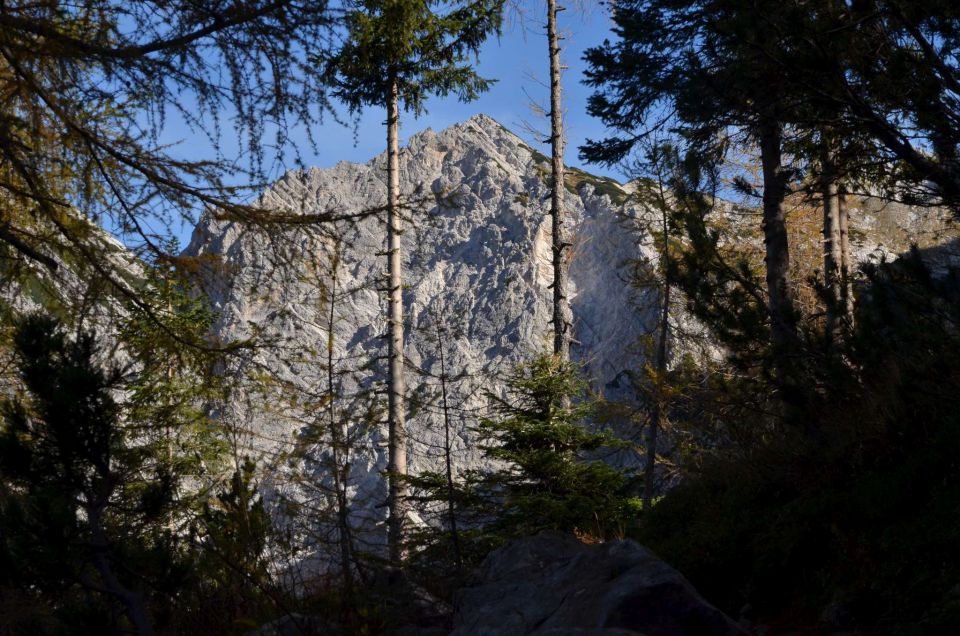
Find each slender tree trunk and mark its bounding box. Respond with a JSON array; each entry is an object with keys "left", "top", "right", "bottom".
[
  {"left": 548, "top": 0, "right": 570, "bottom": 361},
  {"left": 326, "top": 248, "right": 355, "bottom": 590},
  {"left": 385, "top": 74, "right": 408, "bottom": 564},
  {"left": 434, "top": 318, "right": 462, "bottom": 569},
  {"left": 643, "top": 189, "right": 671, "bottom": 511},
  {"left": 820, "top": 149, "right": 843, "bottom": 338},
  {"left": 88, "top": 504, "right": 154, "bottom": 636},
  {"left": 837, "top": 188, "right": 854, "bottom": 320},
  {"left": 758, "top": 119, "right": 798, "bottom": 363},
  {"left": 164, "top": 290, "right": 177, "bottom": 534}
]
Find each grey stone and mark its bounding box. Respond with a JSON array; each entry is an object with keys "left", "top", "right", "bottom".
[
  {"left": 184, "top": 115, "right": 662, "bottom": 560},
  {"left": 180, "top": 114, "right": 958, "bottom": 569},
  {"left": 246, "top": 613, "right": 340, "bottom": 636},
  {"left": 451, "top": 531, "right": 747, "bottom": 636}
]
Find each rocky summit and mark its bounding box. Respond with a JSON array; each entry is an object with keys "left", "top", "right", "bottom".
[
  {"left": 185, "top": 114, "right": 960, "bottom": 564},
  {"left": 186, "top": 114, "right": 659, "bottom": 556}
]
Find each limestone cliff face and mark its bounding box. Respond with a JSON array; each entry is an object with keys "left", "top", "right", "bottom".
[
  {"left": 185, "top": 114, "right": 960, "bottom": 558},
  {"left": 186, "top": 114, "right": 658, "bottom": 549}
]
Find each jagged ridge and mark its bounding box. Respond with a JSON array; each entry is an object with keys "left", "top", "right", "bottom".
[{"left": 186, "top": 114, "right": 658, "bottom": 556}]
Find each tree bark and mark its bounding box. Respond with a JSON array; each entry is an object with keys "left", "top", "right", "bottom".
[
  {"left": 643, "top": 193, "right": 671, "bottom": 511},
  {"left": 548, "top": 0, "right": 570, "bottom": 361},
  {"left": 386, "top": 74, "right": 407, "bottom": 564},
  {"left": 837, "top": 188, "right": 854, "bottom": 320},
  {"left": 326, "top": 247, "right": 355, "bottom": 589},
  {"left": 820, "top": 148, "right": 843, "bottom": 338},
  {"left": 758, "top": 119, "right": 799, "bottom": 363}
]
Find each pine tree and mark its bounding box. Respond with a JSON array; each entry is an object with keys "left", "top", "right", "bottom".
[
  {"left": 581, "top": 0, "right": 809, "bottom": 385},
  {"left": 468, "top": 356, "right": 638, "bottom": 542},
  {"left": 0, "top": 1, "right": 344, "bottom": 338},
  {"left": 322, "top": 0, "right": 503, "bottom": 562},
  {"left": 1, "top": 318, "right": 163, "bottom": 634},
  {"left": 0, "top": 260, "right": 228, "bottom": 633}
]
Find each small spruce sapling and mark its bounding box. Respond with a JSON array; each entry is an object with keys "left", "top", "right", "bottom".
[{"left": 468, "top": 356, "right": 639, "bottom": 544}]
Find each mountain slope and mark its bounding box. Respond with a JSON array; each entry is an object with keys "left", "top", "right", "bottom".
[{"left": 186, "top": 114, "right": 658, "bottom": 554}]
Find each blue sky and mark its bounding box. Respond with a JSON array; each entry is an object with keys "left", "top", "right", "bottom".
[
  {"left": 165, "top": 4, "right": 623, "bottom": 245},
  {"left": 305, "top": 5, "right": 622, "bottom": 177}
]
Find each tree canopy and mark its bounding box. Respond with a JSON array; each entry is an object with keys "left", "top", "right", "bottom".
[
  {"left": 323, "top": 0, "right": 503, "bottom": 113},
  {"left": 0, "top": 1, "right": 345, "bottom": 297},
  {"left": 582, "top": 0, "right": 960, "bottom": 210}
]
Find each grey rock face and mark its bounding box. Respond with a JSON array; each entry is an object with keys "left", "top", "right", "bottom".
[
  {"left": 0, "top": 228, "right": 140, "bottom": 395},
  {"left": 186, "top": 115, "right": 658, "bottom": 555},
  {"left": 451, "top": 531, "right": 747, "bottom": 636},
  {"left": 184, "top": 113, "right": 957, "bottom": 565}
]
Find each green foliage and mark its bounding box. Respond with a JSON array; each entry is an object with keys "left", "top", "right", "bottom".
[
  {"left": 652, "top": 144, "right": 773, "bottom": 372},
  {"left": 562, "top": 167, "right": 629, "bottom": 205},
  {"left": 0, "top": 315, "right": 188, "bottom": 632},
  {"left": 175, "top": 458, "right": 279, "bottom": 633},
  {"left": 582, "top": 0, "right": 960, "bottom": 211},
  {"left": 637, "top": 251, "right": 960, "bottom": 633},
  {"left": 119, "top": 256, "right": 230, "bottom": 494},
  {"left": 323, "top": 0, "right": 504, "bottom": 115},
  {"left": 408, "top": 356, "right": 640, "bottom": 576},
  {"left": 475, "top": 358, "right": 633, "bottom": 532}
]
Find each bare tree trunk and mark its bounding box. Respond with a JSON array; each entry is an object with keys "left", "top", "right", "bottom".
[
  {"left": 758, "top": 119, "right": 798, "bottom": 363},
  {"left": 820, "top": 148, "right": 843, "bottom": 338},
  {"left": 434, "top": 317, "right": 462, "bottom": 569},
  {"left": 386, "top": 74, "right": 408, "bottom": 564},
  {"left": 326, "top": 247, "right": 355, "bottom": 590},
  {"left": 548, "top": 0, "right": 570, "bottom": 361},
  {"left": 643, "top": 184, "right": 671, "bottom": 511},
  {"left": 838, "top": 188, "right": 854, "bottom": 320}
]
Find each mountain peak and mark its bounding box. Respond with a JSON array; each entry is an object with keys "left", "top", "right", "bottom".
[{"left": 187, "top": 113, "right": 654, "bottom": 558}]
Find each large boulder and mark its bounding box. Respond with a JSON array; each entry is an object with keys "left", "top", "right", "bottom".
[{"left": 452, "top": 531, "right": 747, "bottom": 636}]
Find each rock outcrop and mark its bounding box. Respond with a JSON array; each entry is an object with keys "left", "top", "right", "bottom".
[
  {"left": 451, "top": 531, "right": 747, "bottom": 636},
  {"left": 186, "top": 114, "right": 659, "bottom": 555},
  {"left": 183, "top": 113, "right": 957, "bottom": 565}
]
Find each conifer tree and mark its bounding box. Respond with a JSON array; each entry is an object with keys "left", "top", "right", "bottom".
[
  {"left": 468, "top": 356, "right": 638, "bottom": 542},
  {"left": 796, "top": 0, "right": 960, "bottom": 211},
  {"left": 322, "top": 0, "right": 503, "bottom": 562},
  {"left": 398, "top": 306, "right": 471, "bottom": 575},
  {"left": 0, "top": 262, "right": 228, "bottom": 633},
  {"left": 0, "top": 0, "right": 345, "bottom": 338},
  {"left": 193, "top": 457, "right": 276, "bottom": 631},
  {"left": 582, "top": 0, "right": 806, "bottom": 384},
  {"left": 629, "top": 144, "right": 679, "bottom": 509},
  {"left": 284, "top": 232, "right": 384, "bottom": 590},
  {"left": 547, "top": 0, "right": 571, "bottom": 361},
  {"left": 0, "top": 317, "right": 198, "bottom": 634}
]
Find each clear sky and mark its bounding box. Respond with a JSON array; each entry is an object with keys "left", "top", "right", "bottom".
[
  {"left": 166, "top": 3, "right": 622, "bottom": 245},
  {"left": 305, "top": 4, "right": 621, "bottom": 177}
]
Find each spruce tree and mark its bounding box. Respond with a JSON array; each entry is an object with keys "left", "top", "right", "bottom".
[
  {"left": 322, "top": 0, "right": 502, "bottom": 562},
  {"left": 581, "top": 0, "right": 808, "bottom": 385},
  {"left": 469, "top": 357, "right": 637, "bottom": 542}
]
